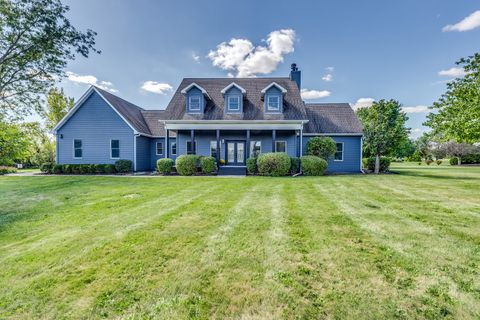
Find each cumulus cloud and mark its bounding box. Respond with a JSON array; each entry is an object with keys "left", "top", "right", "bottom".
[
  {"left": 300, "top": 89, "right": 331, "bottom": 99},
  {"left": 208, "top": 29, "right": 296, "bottom": 77},
  {"left": 438, "top": 67, "right": 467, "bottom": 77},
  {"left": 141, "top": 81, "right": 173, "bottom": 95},
  {"left": 322, "top": 73, "right": 333, "bottom": 82},
  {"left": 192, "top": 52, "right": 200, "bottom": 63},
  {"left": 442, "top": 10, "right": 480, "bottom": 32},
  {"left": 66, "top": 71, "right": 117, "bottom": 92},
  {"left": 402, "top": 105, "right": 430, "bottom": 113},
  {"left": 351, "top": 97, "right": 375, "bottom": 111}
]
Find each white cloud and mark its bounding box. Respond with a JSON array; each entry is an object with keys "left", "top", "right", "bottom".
[
  {"left": 402, "top": 105, "right": 430, "bottom": 113},
  {"left": 442, "top": 10, "right": 480, "bottom": 32},
  {"left": 326, "top": 66, "right": 334, "bottom": 72},
  {"left": 351, "top": 97, "right": 375, "bottom": 111},
  {"left": 300, "top": 89, "right": 331, "bottom": 99},
  {"left": 410, "top": 128, "right": 426, "bottom": 138},
  {"left": 66, "top": 71, "right": 117, "bottom": 92},
  {"left": 208, "top": 29, "right": 295, "bottom": 77},
  {"left": 141, "top": 81, "right": 173, "bottom": 95},
  {"left": 192, "top": 52, "right": 200, "bottom": 63},
  {"left": 322, "top": 73, "right": 333, "bottom": 82},
  {"left": 438, "top": 67, "right": 467, "bottom": 77}
]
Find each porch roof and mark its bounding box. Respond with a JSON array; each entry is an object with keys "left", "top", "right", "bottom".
[{"left": 162, "top": 120, "right": 307, "bottom": 131}]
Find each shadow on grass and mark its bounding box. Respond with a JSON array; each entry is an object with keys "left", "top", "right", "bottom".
[{"left": 391, "top": 169, "right": 480, "bottom": 181}]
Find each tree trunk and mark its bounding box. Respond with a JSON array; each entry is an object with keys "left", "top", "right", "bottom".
[
  {"left": 458, "top": 156, "right": 462, "bottom": 165},
  {"left": 374, "top": 154, "right": 380, "bottom": 174}
]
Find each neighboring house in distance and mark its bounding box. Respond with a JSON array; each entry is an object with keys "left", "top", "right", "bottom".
[{"left": 53, "top": 64, "right": 363, "bottom": 174}]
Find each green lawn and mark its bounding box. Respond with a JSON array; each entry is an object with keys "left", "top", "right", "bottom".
[{"left": 0, "top": 164, "right": 479, "bottom": 319}]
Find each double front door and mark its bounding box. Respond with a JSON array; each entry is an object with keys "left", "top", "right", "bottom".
[{"left": 226, "top": 140, "right": 245, "bottom": 166}]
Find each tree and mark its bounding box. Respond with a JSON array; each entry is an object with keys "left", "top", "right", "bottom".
[
  {"left": 439, "top": 141, "right": 476, "bottom": 165},
  {"left": 0, "top": 116, "right": 30, "bottom": 165},
  {"left": 415, "top": 133, "right": 433, "bottom": 160},
  {"left": 21, "top": 121, "right": 55, "bottom": 166},
  {"left": 306, "top": 136, "right": 337, "bottom": 160},
  {"left": 357, "top": 99, "right": 409, "bottom": 173},
  {"left": 424, "top": 53, "right": 480, "bottom": 143},
  {"left": 0, "top": 0, "right": 99, "bottom": 118},
  {"left": 41, "top": 87, "right": 74, "bottom": 130},
  {"left": 395, "top": 138, "right": 416, "bottom": 159}
]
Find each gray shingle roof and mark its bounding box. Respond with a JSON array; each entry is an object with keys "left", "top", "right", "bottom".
[{"left": 304, "top": 103, "right": 363, "bottom": 134}]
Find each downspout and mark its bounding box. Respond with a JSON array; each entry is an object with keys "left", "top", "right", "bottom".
[
  {"left": 133, "top": 133, "right": 140, "bottom": 172},
  {"left": 360, "top": 136, "right": 365, "bottom": 174}
]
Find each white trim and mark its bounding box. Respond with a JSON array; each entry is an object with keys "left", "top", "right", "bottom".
[
  {"left": 133, "top": 135, "right": 137, "bottom": 171},
  {"left": 163, "top": 120, "right": 307, "bottom": 131},
  {"left": 334, "top": 142, "right": 344, "bottom": 162},
  {"left": 227, "top": 95, "right": 241, "bottom": 111},
  {"left": 181, "top": 83, "right": 211, "bottom": 99},
  {"left": 156, "top": 141, "right": 164, "bottom": 156},
  {"left": 275, "top": 140, "right": 287, "bottom": 153},
  {"left": 188, "top": 96, "right": 201, "bottom": 111},
  {"left": 261, "top": 82, "right": 287, "bottom": 95},
  {"left": 221, "top": 82, "right": 246, "bottom": 94},
  {"left": 110, "top": 139, "right": 120, "bottom": 159},
  {"left": 302, "top": 133, "right": 363, "bottom": 136},
  {"left": 267, "top": 96, "right": 280, "bottom": 111},
  {"left": 73, "top": 138, "right": 82, "bottom": 159},
  {"left": 52, "top": 86, "right": 139, "bottom": 135},
  {"left": 170, "top": 141, "right": 177, "bottom": 155}
]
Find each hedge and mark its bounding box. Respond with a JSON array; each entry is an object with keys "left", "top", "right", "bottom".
[
  {"left": 246, "top": 157, "right": 257, "bottom": 174},
  {"left": 366, "top": 156, "right": 391, "bottom": 172},
  {"left": 200, "top": 156, "right": 216, "bottom": 174},
  {"left": 40, "top": 162, "right": 53, "bottom": 173},
  {"left": 257, "top": 152, "right": 291, "bottom": 176},
  {"left": 157, "top": 158, "right": 174, "bottom": 175},
  {"left": 0, "top": 166, "right": 17, "bottom": 175},
  {"left": 40, "top": 163, "right": 118, "bottom": 174},
  {"left": 176, "top": 155, "right": 199, "bottom": 176},
  {"left": 115, "top": 159, "right": 132, "bottom": 173},
  {"left": 300, "top": 156, "right": 327, "bottom": 176}
]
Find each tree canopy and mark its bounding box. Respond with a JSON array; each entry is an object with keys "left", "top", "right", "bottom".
[
  {"left": 424, "top": 53, "right": 480, "bottom": 143},
  {"left": 0, "top": 0, "right": 99, "bottom": 118},
  {"left": 41, "top": 87, "right": 74, "bottom": 131}
]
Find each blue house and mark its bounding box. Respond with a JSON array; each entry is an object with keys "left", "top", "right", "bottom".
[{"left": 53, "top": 64, "right": 363, "bottom": 174}]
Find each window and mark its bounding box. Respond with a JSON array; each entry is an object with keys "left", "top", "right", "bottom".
[
  {"left": 227, "top": 96, "right": 240, "bottom": 111},
  {"left": 189, "top": 96, "right": 201, "bottom": 111},
  {"left": 111, "top": 140, "right": 120, "bottom": 158},
  {"left": 250, "top": 141, "right": 261, "bottom": 156},
  {"left": 210, "top": 141, "right": 218, "bottom": 158},
  {"left": 275, "top": 141, "right": 286, "bottom": 153},
  {"left": 267, "top": 96, "right": 280, "bottom": 111},
  {"left": 186, "top": 140, "right": 196, "bottom": 154},
  {"left": 156, "top": 142, "right": 164, "bottom": 155},
  {"left": 73, "top": 139, "right": 82, "bottom": 158},
  {"left": 171, "top": 141, "right": 177, "bottom": 155},
  {"left": 335, "top": 143, "right": 344, "bottom": 161}
]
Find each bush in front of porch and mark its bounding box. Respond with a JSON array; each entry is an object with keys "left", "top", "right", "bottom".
[{"left": 257, "top": 152, "right": 291, "bottom": 176}]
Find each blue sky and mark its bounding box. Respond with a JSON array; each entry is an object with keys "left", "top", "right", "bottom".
[{"left": 57, "top": 0, "right": 480, "bottom": 138}]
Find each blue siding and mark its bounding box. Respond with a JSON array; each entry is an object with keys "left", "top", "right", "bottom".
[
  {"left": 185, "top": 87, "right": 205, "bottom": 114},
  {"left": 57, "top": 91, "right": 135, "bottom": 166},
  {"left": 264, "top": 86, "right": 284, "bottom": 113},
  {"left": 224, "top": 86, "right": 243, "bottom": 113},
  {"left": 136, "top": 136, "right": 150, "bottom": 171},
  {"left": 302, "top": 135, "right": 362, "bottom": 172},
  {"left": 150, "top": 138, "right": 177, "bottom": 170}
]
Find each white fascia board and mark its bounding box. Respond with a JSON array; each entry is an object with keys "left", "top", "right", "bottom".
[
  {"left": 220, "top": 82, "right": 247, "bottom": 94},
  {"left": 303, "top": 133, "right": 363, "bottom": 136},
  {"left": 260, "top": 82, "right": 288, "bottom": 94},
  {"left": 180, "top": 83, "right": 211, "bottom": 99},
  {"left": 162, "top": 120, "right": 307, "bottom": 131}
]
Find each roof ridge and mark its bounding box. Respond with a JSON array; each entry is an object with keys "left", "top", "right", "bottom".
[{"left": 94, "top": 86, "right": 146, "bottom": 111}]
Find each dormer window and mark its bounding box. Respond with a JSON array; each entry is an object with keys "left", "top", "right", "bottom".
[
  {"left": 189, "top": 96, "right": 201, "bottom": 111},
  {"left": 267, "top": 96, "right": 280, "bottom": 111},
  {"left": 221, "top": 82, "right": 246, "bottom": 113},
  {"left": 227, "top": 96, "right": 240, "bottom": 111},
  {"left": 261, "top": 82, "right": 287, "bottom": 113},
  {"left": 181, "top": 83, "right": 210, "bottom": 114}
]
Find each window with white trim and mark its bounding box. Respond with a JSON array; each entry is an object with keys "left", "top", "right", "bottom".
[
  {"left": 189, "top": 96, "right": 201, "bottom": 111},
  {"left": 111, "top": 140, "right": 120, "bottom": 158},
  {"left": 335, "top": 143, "right": 344, "bottom": 161},
  {"left": 275, "top": 141, "right": 286, "bottom": 153},
  {"left": 267, "top": 95, "right": 280, "bottom": 111},
  {"left": 210, "top": 141, "right": 218, "bottom": 158},
  {"left": 227, "top": 96, "right": 240, "bottom": 111},
  {"left": 156, "top": 142, "right": 164, "bottom": 155},
  {"left": 171, "top": 141, "right": 177, "bottom": 155},
  {"left": 73, "top": 139, "right": 82, "bottom": 158},
  {"left": 186, "top": 140, "right": 196, "bottom": 154},
  {"left": 250, "top": 141, "right": 261, "bottom": 156}
]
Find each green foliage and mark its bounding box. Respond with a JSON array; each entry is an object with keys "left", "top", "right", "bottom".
[
  {"left": 176, "top": 155, "right": 198, "bottom": 176},
  {"left": 62, "top": 164, "right": 72, "bottom": 174},
  {"left": 0, "top": 0, "right": 99, "bottom": 117},
  {"left": 290, "top": 157, "right": 300, "bottom": 174},
  {"left": 246, "top": 157, "right": 257, "bottom": 174},
  {"left": 362, "top": 158, "right": 368, "bottom": 169},
  {"left": 200, "top": 156, "right": 216, "bottom": 174},
  {"left": 157, "top": 158, "right": 174, "bottom": 175},
  {"left": 114, "top": 160, "right": 132, "bottom": 173},
  {"left": 300, "top": 156, "right": 328, "bottom": 176},
  {"left": 53, "top": 164, "right": 63, "bottom": 174},
  {"left": 306, "top": 137, "right": 337, "bottom": 160},
  {"left": 0, "top": 166, "right": 17, "bottom": 175},
  {"left": 42, "top": 88, "right": 74, "bottom": 131},
  {"left": 461, "top": 153, "right": 480, "bottom": 164},
  {"left": 449, "top": 157, "right": 458, "bottom": 165},
  {"left": 257, "top": 152, "right": 291, "bottom": 176},
  {"left": 0, "top": 118, "right": 31, "bottom": 165},
  {"left": 40, "top": 162, "right": 53, "bottom": 173},
  {"left": 424, "top": 53, "right": 480, "bottom": 143},
  {"left": 436, "top": 160, "right": 443, "bottom": 166},
  {"left": 425, "top": 159, "right": 433, "bottom": 165},
  {"left": 357, "top": 99, "right": 409, "bottom": 173},
  {"left": 407, "top": 150, "right": 422, "bottom": 162},
  {"left": 367, "top": 157, "right": 391, "bottom": 172},
  {"left": 104, "top": 164, "right": 116, "bottom": 174},
  {"left": 395, "top": 138, "right": 416, "bottom": 159}
]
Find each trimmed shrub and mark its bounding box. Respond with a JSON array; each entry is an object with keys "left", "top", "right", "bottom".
[
  {"left": 95, "top": 164, "right": 105, "bottom": 174},
  {"left": 63, "top": 164, "right": 72, "bottom": 174},
  {"left": 367, "top": 157, "right": 391, "bottom": 172},
  {"left": 306, "top": 137, "right": 337, "bottom": 160},
  {"left": 200, "top": 156, "right": 216, "bottom": 174},
  {"left": 79, "top": 164, "right": 90, "bottom": 174},
  {"left": 176, "top": 155, "right": 198, "bottom": 176},
  {"left": 89, "top": 164, "right": 97, "bottom": 174},
  {"left": 257, "top": 152, "right": 291, "bottom": 176},
  {"left": 362, "top": 158, "right": 368, "bottom": 169},
  {"left": 462, "top": 153, "right": 480, "bottom": 164},
  {"left": 157, "top": 158, "right": 174, "bottom": 175},
  {"left": 104, "top": 164, "right": 116, "bottom": 174},
  {"left": 449, "top": 157, "right": 458, "bottom": 165},
  {"left": 300, "top": 156, "right": 327, "bottom": 176},
  {"left": 53, "top": 164, "right": 63, "bottom": 174},
  {"left": 40, "top": 162, "right": 53, "bottom": 174},
  {"left": 0, "top": 166, "right": 17, "bottom": 175},
  {"left": 115, "top": 159, "right": 132, "bottom": 173},
  {"left": 246, "top": 157, "right": 257, "bottom": 175},
  {"left": 436, "top": 160, "right": 443, "bottom": 166},
  {"left": 290, "top": 157, "right": 301, "bottom": 175}
]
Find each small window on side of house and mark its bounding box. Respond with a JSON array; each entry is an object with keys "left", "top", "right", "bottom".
[
  {"left": 111, "top": 140, "right": 120, "bottom": 158},
  {"left": 275, "top": 141, "right": 286, "bottom": 153},
  {"left": 335, "top": 143, "right": 344, "bottom": 161},
  {"left": 74, "top": 139, "right": 82, "bottom": 158},
  {"left": 156, "top": 142, "right": 164, "bottom": 155}
]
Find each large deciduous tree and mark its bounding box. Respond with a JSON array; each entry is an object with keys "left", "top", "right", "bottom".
[
  {"left": 424, "top": 53, "right": 480, "bottom": 143},
  {"left": 0, "top": 0, "right": 99, "bottom": 117},
  {"left": 41, "top": 87, "right": 73, "bottom": 130},
  {"left": 357, "top": 99, "right": 409, "bottom": 173}
]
